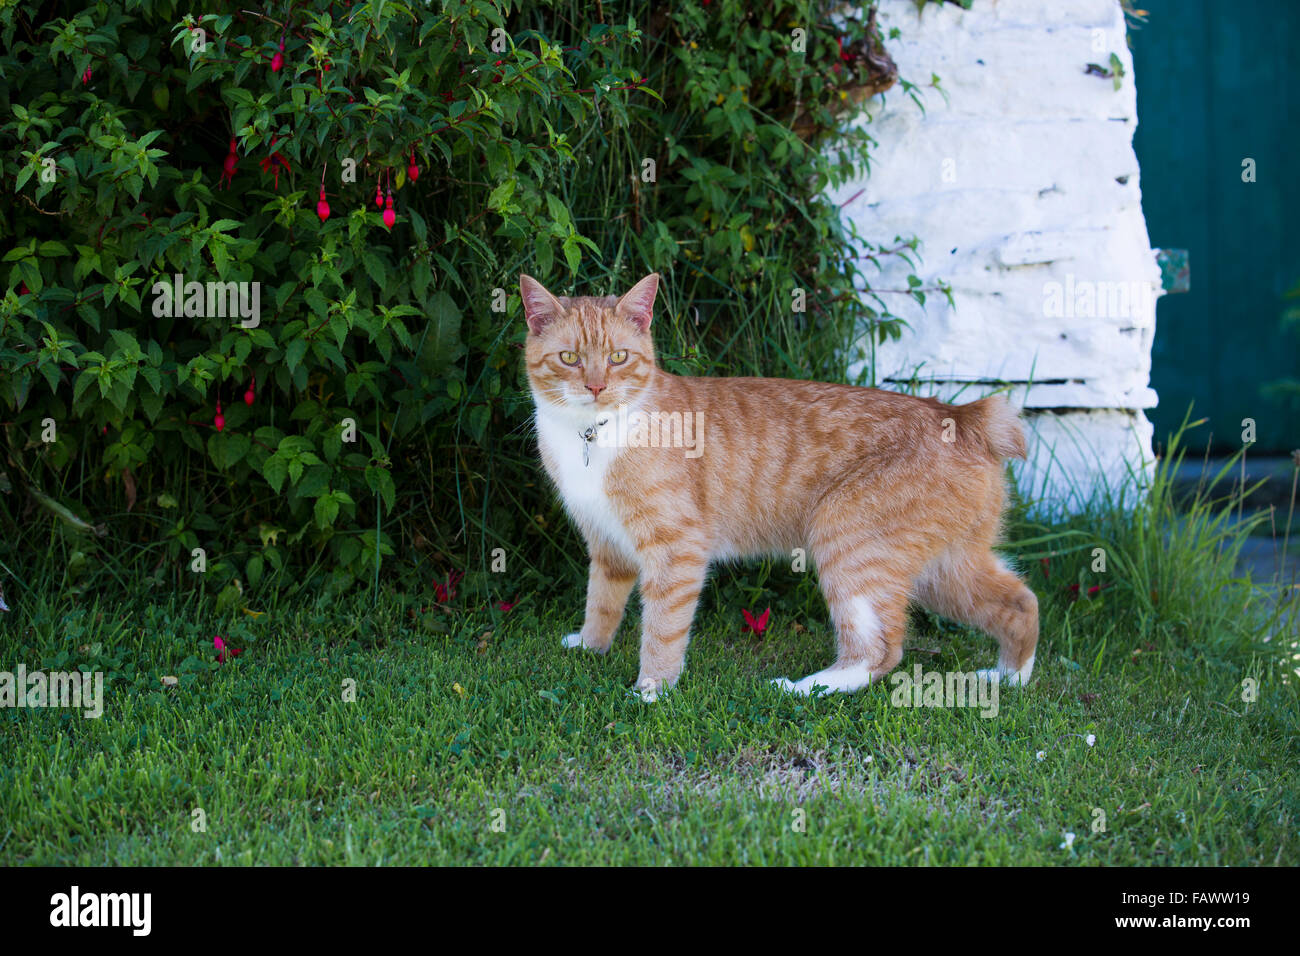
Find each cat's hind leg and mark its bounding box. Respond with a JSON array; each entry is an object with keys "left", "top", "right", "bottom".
[
  {"left": 914, "top": 545, "right": 1039, "bottom": 685},
  {"left": 771, "top": 591, "right": 909, "bottom": 696},
  {"left": 772, "top": 499, "right": 926, "bottom": 696}
]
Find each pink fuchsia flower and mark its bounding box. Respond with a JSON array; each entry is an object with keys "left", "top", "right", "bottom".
[
  {"left": 258, "top": 135, "right": 291, "bottom": 190},
  {"left": 1066, "top": 582, "right": 1108, "bottom": 602},
  {"left": 741, "top": 607, "right": 770, "bottom": 635},
  {"left": 433, "top": 570, "right": 464, "bottom": 604},
  {"left": 220, "top": 138, "right": 238, "bottom": 190},
  {"left": 214, "top": 635, "right": 242, "bottom": 663}
]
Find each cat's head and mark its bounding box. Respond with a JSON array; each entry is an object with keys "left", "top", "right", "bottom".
[{"left": 520, "top": 273, "right": 659, "bottom": 415}]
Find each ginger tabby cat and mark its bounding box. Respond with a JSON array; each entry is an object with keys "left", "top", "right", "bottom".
[{"left": 522, "top": 272, "right": 1038, "bottom": 702}]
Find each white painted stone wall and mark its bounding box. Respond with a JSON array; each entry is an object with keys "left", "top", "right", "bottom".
[{"left": 830, "top": 0, "right": 1162, "bottom": 512}]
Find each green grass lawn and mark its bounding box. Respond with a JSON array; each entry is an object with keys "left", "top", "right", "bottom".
[
  {"left": 2, "top": 446, "right": 1298, "bottom": 865},
  {"left": 1, "top": 568, "right": 1296, "bottom": 865}
]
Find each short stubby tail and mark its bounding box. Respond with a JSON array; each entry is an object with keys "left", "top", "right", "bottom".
[{"left": 955, "top": 395, "right": 1027, "bottom": 462}]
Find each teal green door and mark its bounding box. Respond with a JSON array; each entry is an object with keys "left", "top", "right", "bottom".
[{"left": 1132, "top": 0, "right": 1299, "bottom": 453}]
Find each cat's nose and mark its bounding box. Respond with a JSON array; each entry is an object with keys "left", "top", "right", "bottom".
[{"left": 586, "top": 384, "right": 604, "bottom": 399}]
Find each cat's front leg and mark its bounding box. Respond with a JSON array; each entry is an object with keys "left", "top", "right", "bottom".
[
  {"left": 562, "top": 546, "right": 637, "bottom": 653},
  {"left": 634, "top": 545, "right": 709, "bottom": 702}
]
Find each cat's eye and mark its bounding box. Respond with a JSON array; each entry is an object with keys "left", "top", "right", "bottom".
[
  {"left": 609, "top": 350, "right": 628, "bottom": 365},
  {"left": 559, "top": 351, "right": 580, "bottom": 366}
]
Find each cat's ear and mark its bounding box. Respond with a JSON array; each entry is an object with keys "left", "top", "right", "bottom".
[
  {"left": 615, "top": 273, "right": 659, "bottom": 333},
  {"left": 520, "top": 274, "right": 565, "bottom": 335}
]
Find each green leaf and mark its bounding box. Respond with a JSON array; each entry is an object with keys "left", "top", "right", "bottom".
[
  {"left": 245, "top": 554, "right": 265, "bottom": 590},
  {"left": 362, "top": 251, "right": 386, "bottom": 288},
  {"left": 314, "top": 493, "right": 340, "bottom": 528},
  {"left": 412, "top": 258, "right": 431, "bottom": 300},
  {"left": 562, "top": 234, "right": 581, "bottom": 274},
  {"left": 487, "top": 178, "right": 516, "bottom": 211},
  {"left": 263, "top": 456, "right": 289, "bottom": 494},
  {"left": 534, "top": 234, "right": 553, "bottom": 276},
  {"left": 418, "top": 291, "right": 465, "bottom": 373},
  {"left": 284, "top": 338, "right": 308, "bottom": 374}
]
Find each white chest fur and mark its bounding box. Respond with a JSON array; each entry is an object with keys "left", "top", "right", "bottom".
[{"left": 535, "top": 404, "right": 640, "bottom": 561}]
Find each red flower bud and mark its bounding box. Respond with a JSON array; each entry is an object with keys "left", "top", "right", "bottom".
[
  {"left": 317, "top": 197, "right": 330, "bottom": 221},
  {"left": 214, "top": 401, "right": 225, "bottom": 432},
  {"left": 383, "top": 195, "right": 395, "bottom": 230},
  {"left": 408, "top": 149, "right": 419, "bottom": 183},
  {"left": 271, "top": 51, "right": 283, "bottom": 72},
  {"left": 375, "top": 184, "right": 384, "bottom": 208},
  {"left": 82, "top": 67, "right": 92, "bottom": 85}
]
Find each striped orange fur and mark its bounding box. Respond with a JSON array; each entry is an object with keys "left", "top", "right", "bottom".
[{"left": 522, "top": 272, "right": 1038, "bottom": 701}]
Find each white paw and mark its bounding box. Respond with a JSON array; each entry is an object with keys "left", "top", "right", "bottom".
[
  {"left": 636, "top": 677, "right": 660, "bottom": 703},
  {"left": 771, "top": 676, "right": 829, "bottom": 698},
  {"left": 770, "top": 676, "right": 819, "bottom": 697},
  {"left": 561, "top": 632, "right": 585, "bottom": 649},
  {"left": 978, "top": 655, "right": 1034, "bottom": 687},
  {"left": 771, "top": 662, "right": 873, "bottom": 697}
]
